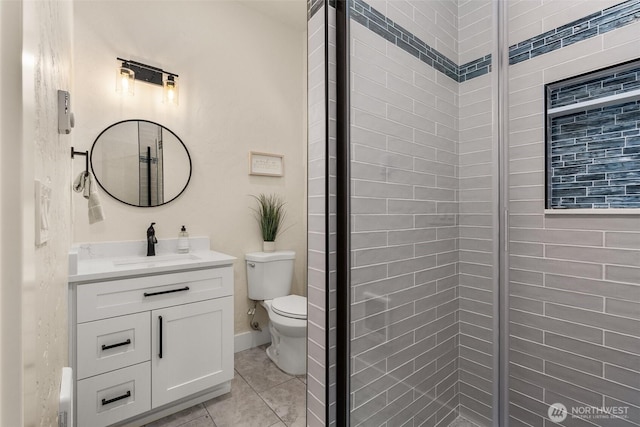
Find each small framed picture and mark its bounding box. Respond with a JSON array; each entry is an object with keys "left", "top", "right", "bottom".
[{"left": 250, "top": 152, "right": 284, "bottom": 177}]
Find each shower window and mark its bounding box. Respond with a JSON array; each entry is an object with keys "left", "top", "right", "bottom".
[{"left": 546, "top": 59, "right": 640, "bottom": 209}]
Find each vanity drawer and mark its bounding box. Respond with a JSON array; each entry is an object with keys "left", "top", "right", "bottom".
[
  {"left": 77, "top": 362, "right": 151, "bottom": 427},
  {"left": 77, "top": 312, "right": 150, "bottom": 380},
  {"left": 76, "top": 267, "right": 233, "bottom": 322}
]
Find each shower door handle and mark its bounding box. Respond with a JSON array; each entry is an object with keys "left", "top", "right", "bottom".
[{"left": 503, "top": 209, "right": 509, "bottom": 252}]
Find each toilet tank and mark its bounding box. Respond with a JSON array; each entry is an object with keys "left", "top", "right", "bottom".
[{"left": 246, "top": 251, "right": 295, "bottom": 300}]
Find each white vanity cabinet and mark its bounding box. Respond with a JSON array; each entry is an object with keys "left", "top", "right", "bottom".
[{"left": 69, "top": 246, "right": 234, "bottom": 427}]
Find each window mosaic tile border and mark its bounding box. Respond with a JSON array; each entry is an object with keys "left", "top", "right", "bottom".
[
  {"left": 550, "top": 64, "right": 640, "bottom": 109},
  {"left": 547, "top": 60, "right": 640, "bottom": 209}
]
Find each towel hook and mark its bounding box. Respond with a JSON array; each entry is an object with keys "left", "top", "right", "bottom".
[{"left": 70, "top": 147, "right": 89, "bottom": 173}]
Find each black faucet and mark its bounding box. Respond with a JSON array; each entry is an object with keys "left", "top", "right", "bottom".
[{"left": 147, "top": 222, "right": 157, "bottom": 256}]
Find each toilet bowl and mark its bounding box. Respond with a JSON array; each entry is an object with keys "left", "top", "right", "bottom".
[
  {"left": 261, "top": 295, "right": 306, "bottom": 375},
  {"left": 246, "top": 251, "right": 307, "bottom": 376}
]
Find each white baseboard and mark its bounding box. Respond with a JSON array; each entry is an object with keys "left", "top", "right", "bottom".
[{"left": 234, "top": 328, "right": 271, "bottom": 353}]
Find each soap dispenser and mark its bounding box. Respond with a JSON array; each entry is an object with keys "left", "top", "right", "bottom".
[{"left": 177, "top": 225, "right": 190, "bottom": 253}]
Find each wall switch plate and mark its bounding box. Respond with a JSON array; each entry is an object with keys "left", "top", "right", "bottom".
[
  {"left": 35, "top": 179, "right": 51, "bottom": 245},
  {"left": 58, "top": 90, "right": 75, "bottom": 134}
]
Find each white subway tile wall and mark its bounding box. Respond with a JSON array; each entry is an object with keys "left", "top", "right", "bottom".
[
  {"left": 508, "top": 1, "right": 640, "bottom": 425},
  {"left": 349, "top": 0, "right": 464, "bottom": 421},
  {"left": 457, "top": 0, "right": 496, "bottom": 424}
]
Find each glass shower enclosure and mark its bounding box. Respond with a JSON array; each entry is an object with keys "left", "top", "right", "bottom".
[
  {"left": 344, "top": 0, "right": 499, "bottom": 425},
  {"left": 306, "top": 0, "right": 640, "bottom": 426}
]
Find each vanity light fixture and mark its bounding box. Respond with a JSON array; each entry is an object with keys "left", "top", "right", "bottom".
[{"left": 116, "top": 57, "right": 179, "bottom": 105}]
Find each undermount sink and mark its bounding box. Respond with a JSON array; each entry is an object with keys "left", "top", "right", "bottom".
[
  {"left": 69, "top": 238, "right": 236, "bottom": 282},
  {"left": 112, "top": 253, "right": 201, "bottom": 266}
]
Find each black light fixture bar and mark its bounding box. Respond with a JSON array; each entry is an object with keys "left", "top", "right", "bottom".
[{"left": 117, "top": 57, "right": 178, "bottom": 86}]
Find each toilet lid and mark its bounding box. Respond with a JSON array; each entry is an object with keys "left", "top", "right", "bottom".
[{"left": 271, "top": 295, "right": 307, "bottom": 319}]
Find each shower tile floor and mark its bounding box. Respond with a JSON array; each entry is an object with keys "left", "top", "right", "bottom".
[
  {"left": 449, "top": 417, "right": 480, "bottom": 427},
  {"left": 144, "top": 344, "right": 306, "bottom": 427}
]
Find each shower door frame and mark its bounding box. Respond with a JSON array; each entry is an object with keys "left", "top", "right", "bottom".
[
  {"left": 495, "top": 0, "right": 510, "bottom": 426},
  {"left": 335, "top": 0, "right": 351, "bottom": 425}
]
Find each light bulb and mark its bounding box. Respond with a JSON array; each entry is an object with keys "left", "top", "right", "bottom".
[
  {"left": 166, "top": 85, "right": 175, "bottom": 101},
  {"left": 163, "top": 75, "right": 179, "bottom": 105},
  {"left": 116, "top": 67, "right": 134, "bottom": 96}
]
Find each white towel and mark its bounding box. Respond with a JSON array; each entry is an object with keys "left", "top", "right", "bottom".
[{"left": 73, "top": 171, "right": 105, "bottom": 224}]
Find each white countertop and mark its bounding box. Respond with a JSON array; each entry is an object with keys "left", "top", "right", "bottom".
[{"left": 69, "top": 237, "right": 236, "bottom": 283}]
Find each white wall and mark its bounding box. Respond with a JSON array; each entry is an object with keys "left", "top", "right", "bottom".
[{"left": 73, "top": 0, "right": 308, "bottom": 336}]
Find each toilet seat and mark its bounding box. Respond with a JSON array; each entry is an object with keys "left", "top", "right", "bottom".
[{"left": 271, "top": 295, "right": 306, "bottom": 319}]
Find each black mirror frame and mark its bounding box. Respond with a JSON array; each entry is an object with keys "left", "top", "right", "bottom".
[{"left": 89, "top": 119, "right": 192, "bottom": 208}]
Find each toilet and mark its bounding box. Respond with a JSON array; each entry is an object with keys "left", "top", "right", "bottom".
[{"left": 246, "top": 251, "right": 307, "bottom": 375}]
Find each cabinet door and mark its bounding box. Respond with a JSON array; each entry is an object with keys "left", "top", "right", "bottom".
[{"left": 151, "top": 297, "right": 233, "bottom": 408}]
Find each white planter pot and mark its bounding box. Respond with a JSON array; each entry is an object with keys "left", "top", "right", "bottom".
[{"left": 263, "top": 241, "right": 276, "bottom": 252}]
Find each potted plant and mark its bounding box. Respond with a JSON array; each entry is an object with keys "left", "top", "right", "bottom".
[{"left": 252, "top": 193, "right": 287, "bottom": 252}]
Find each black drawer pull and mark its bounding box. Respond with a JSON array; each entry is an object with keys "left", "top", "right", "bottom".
[
  {"left": 101, "top": 339, "right": 131, "bottom": 351},
  {"left": 101, "top": 390, "right": 131, "bottom": 406},
  {"left": 143, "top": 286, "right": 189, "bottom": 297},
  {"left": 158, "top": 316, "right": 163, "bottom": 359}
]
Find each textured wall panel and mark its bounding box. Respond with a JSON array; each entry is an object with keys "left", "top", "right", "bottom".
[{"left": 22, "top": 1, "right": 74, "bottom": 425}]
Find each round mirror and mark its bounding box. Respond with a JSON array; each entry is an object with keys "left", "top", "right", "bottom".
[{"left": 90, "top": 120, "right": 192, "bottom": 207}]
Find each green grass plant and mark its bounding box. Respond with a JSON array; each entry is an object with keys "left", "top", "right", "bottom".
[{"left": 252, "top": 193, "right": 287, "bottom": 242}]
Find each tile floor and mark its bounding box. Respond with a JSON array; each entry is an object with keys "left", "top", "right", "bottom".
[
  {"left": 143, "top": 345, "right": 476, "bottom": 427},
  {"left": 144, "top": 345, "right": 306, "bottom": 427}
]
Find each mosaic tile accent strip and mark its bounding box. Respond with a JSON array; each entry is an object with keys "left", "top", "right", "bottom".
[
  {"left": 458, "top": 54, "right": 492, "bottom": 83},
  {"left": 350, "top": 0, "right": 461, "bottom": 81},
  {"left": 308, "top": 0, "right": 335, "bottom": 20},
  {"left": 350, "top": 0, "right": 489, "bottom": 82},
  {"left": 510, "top": 0, "right": 640, "bottom": 65},
  {"left": 308, "top": 0, "right": 323, "bottom": 21},
  {"left": 550, "top": 65, "right": 640, "bottom": 109},
  {"left": 311, "top": 0, "right": 639, "bottom": 82},
  {"left": 550, "top": 100, "right": 640, "bottom": 208}
]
